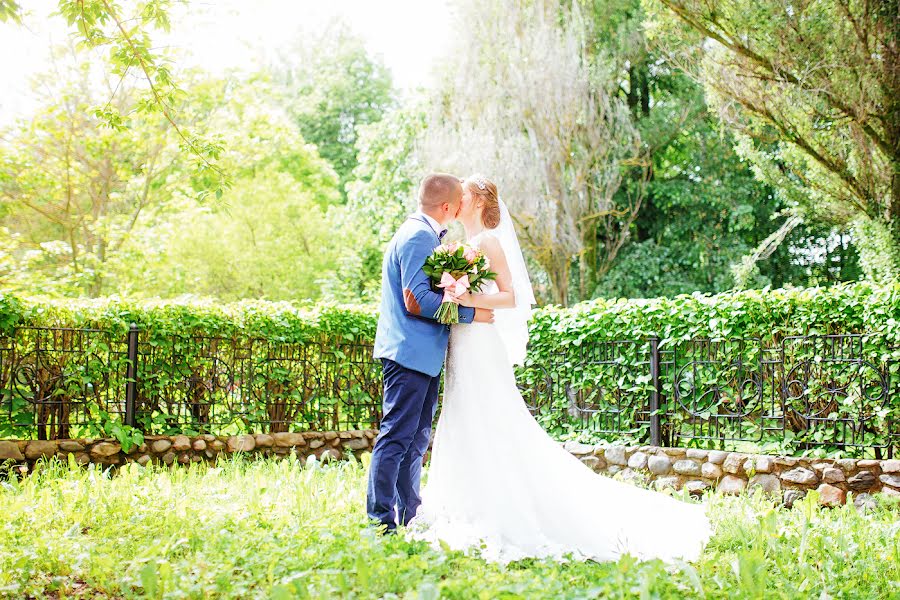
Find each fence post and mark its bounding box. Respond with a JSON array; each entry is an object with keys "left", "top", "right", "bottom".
[
  {"left": 125, "top": 323, "right": 138, "bottom": 428},
  {"left": 649, "top": 336, "right": 661, "bottom": 447}
]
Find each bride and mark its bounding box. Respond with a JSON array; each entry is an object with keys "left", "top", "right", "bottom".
[{"left": 407, "top": 175, "right": 712, "bottom": 564}]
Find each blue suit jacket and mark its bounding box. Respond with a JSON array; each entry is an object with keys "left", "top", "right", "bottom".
[{"left": 374, "top": 215, "right": 475, "bottom": 377}]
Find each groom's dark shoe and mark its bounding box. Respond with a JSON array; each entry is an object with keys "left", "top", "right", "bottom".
[{"left": 369, "top": 519, "right": 397, "bottom": 536}]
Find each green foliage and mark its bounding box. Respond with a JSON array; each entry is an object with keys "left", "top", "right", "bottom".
[
  {"left": 347, "top": 106, "right": 426, "bottom": 244},
  {"left": 0, "top": 0, "right": 21, "bottom": 23},
  {"left": 320, "top": 106, "right": 428, "bottom": 304},
  {"left": 4, "top": 295, "right": 376, "bottom": 345},
  {"left": 5, "top": 282, "right": 893, "bottom": 353},
  {"left": 52, "top": 0, "right": 228, "bottom": 194},
  {"left": 646, "top": 0, "right": 900, "bottom": 282},
  {"left": 2, "top": 282, "right": 896, "bottom": 452},
  {"left": 277, "top": 22, "right": 395, "bottom": 197},
  {"left": 0, "top": 457, "right": 897, "bottom": 598},
  {"left": 526, "top": 281, "right": 900, "bottom": 452},
  {"left": 0, "top": 59, "right": 185, "bottom": 297},
  {"left": 0, "top": 70, "right": 343, "bottom": 302}
]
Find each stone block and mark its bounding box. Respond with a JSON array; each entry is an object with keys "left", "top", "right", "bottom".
[
  {"left": 343, "top": 438, "right": 370, "bottom": 451},
  {"left": 647, "top": 455, "right": 672, "bottom": 475},
  {"left": 717, "top": 475, "right": 746, "bottom": 495},
  {"left": 627, "top": 451, "right": 648, "bottom": 470},
  {"left": 782, "top": 489, "right": 806, "bottom": 508},
  {"left": 673, "top": 459, "right": 702, "bottom": 476},
  {"left": 654, "top": 476, "right": 682, "bottom": 491},
  {"left": 835, "top": 458, "right": 856, "bottom": 472},
  {"left": 25, "top": 440, "right": 58, "bottom": 460},
  {"left": 753, "top": 456, "right": 775, "bottom": 473},
  {"left": 255, "top": 434, "right": 275, "bottom": 448},
  {"left": 847, "top": 471, "right": 877, "bottom": 491},
  {"left": 701, "top": 462, "right": 723, "bottom": 480},
  {"left": 723, "top": 453, "right": 748, "bottom": 474},
  {"left": 749, "top": 474, "right": 781, "bottom": 495},
  {"left": 822, "top": 468, "right": 845, "bottom": 484},
  {"left": 684, "top": 480, "right": 709, "bottom": 496},
  {"left": 90, "top": 442, "right": 121, "bottom": 458},
  {"left": 273, "top": 432, "right": 306, "bottom": 448},
  {"left": 817, "top": 483, "right": 846, "bottom": 507},
  {"left": 853, "top": 493, "right": 877, "bottom": 512},
  {"left": 707, "top": 450, "right": 727, "bottom": 465},
  {"left": 780, "top": 467, "right": 818, "bottom": 486},
  {"left": 563, "top": 440, "right": 594, "bottom": 456},
  {"left": 604, "top": 446, "right": 627, "bottom": 466},
  {"left": 879, "top": 474, "right": 900, "bottom": 489},
  {"left": 227, "top": 434, "right": 256, "bottom": 452},
  {"left": 151, "top": 439, "right": 172, "bottom": 453},
  {"left": 0, "top": 440, "right": 24, "bottom": 460}
]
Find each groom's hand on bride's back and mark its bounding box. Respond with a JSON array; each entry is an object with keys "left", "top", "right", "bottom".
[{"left": 474, "top": 308, "right": 495, "bottom": 323}]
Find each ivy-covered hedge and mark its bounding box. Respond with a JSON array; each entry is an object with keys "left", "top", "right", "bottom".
[
  {"left": 528, "top": 281, "right": 899, "bottom": 356},
  {"left": 2, "top": 280, "right": 897, "bottom": 348},
  {"left": 0, "top": 295, "right": 378, "bottom": 343},
  {"left": 0, "top": 281, "right": 897, "bottom": 456}
]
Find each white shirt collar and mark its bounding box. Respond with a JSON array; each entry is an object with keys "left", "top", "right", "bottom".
[{"left": 416, "top": 211, "right": 443, "bottom": 234}]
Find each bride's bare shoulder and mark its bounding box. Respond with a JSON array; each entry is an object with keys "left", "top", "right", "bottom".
[{"left": 475, "top": 232, "right": 502, "bottom": 252}]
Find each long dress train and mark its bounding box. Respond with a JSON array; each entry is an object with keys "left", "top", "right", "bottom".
[{"left": 409, "top": 263, "right": 711, "bottom": 563}]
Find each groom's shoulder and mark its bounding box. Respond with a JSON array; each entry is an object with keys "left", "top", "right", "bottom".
[{"left": 394, "top": 216, "right": 430, "bottom": 243}]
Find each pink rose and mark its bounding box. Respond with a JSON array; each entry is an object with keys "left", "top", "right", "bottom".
[
  {"left": 447, "top": 242, "right": 460, "bottom": 253},
  {"left": 463, "top": 247, "right": 478, "bottom": 262}
]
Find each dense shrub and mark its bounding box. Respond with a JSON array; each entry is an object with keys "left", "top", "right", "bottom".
[
  {"left": 3, "top": 281, "right": 896, "bottom": 347},
  {"left": 0, "top": 282, "right": 897, "bottom": 455}
]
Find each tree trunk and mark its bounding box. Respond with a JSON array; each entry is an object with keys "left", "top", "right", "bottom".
[{"left": 548, "top": 256, "right": 570, "bottom": 306}]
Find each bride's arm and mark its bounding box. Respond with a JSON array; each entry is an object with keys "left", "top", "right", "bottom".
[{"left": 453, "top": 235, "right": 516, "bottom": 310}]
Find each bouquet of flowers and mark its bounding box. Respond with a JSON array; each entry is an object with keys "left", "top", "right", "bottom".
[{"left": 423, "top": 241, "right": 497, "bottom": 324}]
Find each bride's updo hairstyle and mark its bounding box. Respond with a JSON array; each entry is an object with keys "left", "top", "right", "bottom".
[{"left": 464, "top": 174, "right": 501, "bottom": 229}]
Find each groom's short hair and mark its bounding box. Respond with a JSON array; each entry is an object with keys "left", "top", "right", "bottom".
[{"left": 419, "top": 173, "right": 462, "bottom": 209}]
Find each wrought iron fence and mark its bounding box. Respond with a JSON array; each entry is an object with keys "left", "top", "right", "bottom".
[
  {"left": 517, "top": 334, "right": 898, "bottom": 457},
  {"left": 1, "top": 326, "right": 897, "bottom": 457}
]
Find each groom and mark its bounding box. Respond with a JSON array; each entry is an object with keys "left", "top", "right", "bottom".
[{"left": 367, "top": 173, "right": 494, "bottom": 533}]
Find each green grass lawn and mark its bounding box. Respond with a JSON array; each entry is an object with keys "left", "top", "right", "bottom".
[{"left": 0, "top": 455, "right": 898, "bottom": 599}]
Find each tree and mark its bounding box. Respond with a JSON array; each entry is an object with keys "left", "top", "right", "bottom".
[
  {"left": 0, "top": 65, "right": 342, "bottom": 300},
  {"left": 422, "top": 0, "right": 647, "bottom": 305},
  {"left": 2, "top": 1, "right": 228, "bottom": 195},
  {"left": 318, "top": 106, "right": 429, "bottom": 303},
  {"left": 107, "top": 77, "right": 343, "bottom": 301},
  {"left": 128, "top": 166, "right": 338, "bottom": 301},
  {"left": 277, "top": 22, "right": 395, "bottom": 199},
  {"left": 0, "top": 59, "right": 180, "bottom": 296},
  {"left": 646, "top": 0, "right": 900, "bottom": 282}
]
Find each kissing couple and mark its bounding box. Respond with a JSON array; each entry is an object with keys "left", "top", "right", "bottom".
[{"left": 367, "top": 173, "right": 711, "bottom": 563}]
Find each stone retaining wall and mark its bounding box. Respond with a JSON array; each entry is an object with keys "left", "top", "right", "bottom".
[
  {"left": 0, "top": 430, "right": 376, "bottom": 468},
  {"left": 563, "top": 441, "right": 900, "bottom": 507},
  {"left": 2, "top": 432, "right": 898, "bottom": 507}
]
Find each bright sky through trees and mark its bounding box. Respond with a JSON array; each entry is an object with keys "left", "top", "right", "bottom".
[{"left": 0, "top": 0, "right": 453, "bottom": 124}]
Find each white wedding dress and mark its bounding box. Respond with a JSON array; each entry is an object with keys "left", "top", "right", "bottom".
[{"left": 408, "top": 230, "right": 712, "bottom": 564}]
